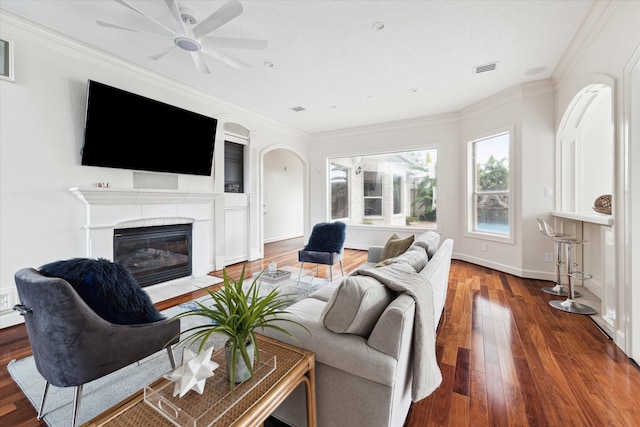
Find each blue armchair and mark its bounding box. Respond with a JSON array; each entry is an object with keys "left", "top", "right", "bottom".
[{"left": 298, "top": 221, "right": 347, "bottom": 282}]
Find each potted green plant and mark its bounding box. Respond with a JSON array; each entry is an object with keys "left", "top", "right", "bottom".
[{"left": 173, "top": 265, "right": 306, "bottom": 395}]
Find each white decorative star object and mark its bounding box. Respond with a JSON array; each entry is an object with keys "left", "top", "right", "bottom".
[{"left": 167, "top": 347, "right": 219, "bottom": 398}]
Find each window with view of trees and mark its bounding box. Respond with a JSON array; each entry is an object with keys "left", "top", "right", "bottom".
[
  {"left": 469, "top": 132, "right": 511, "bottom": 236},
  {"left": 329, "top": 149, "right": 437, "bottom": 227}
]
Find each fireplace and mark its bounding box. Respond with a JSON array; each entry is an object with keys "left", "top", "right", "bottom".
[{"left": 114, "top": 224, "right": 192, "bottom": 288}]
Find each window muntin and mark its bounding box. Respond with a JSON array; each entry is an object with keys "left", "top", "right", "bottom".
[
  {"left": 330, "top": 164, "right": 349, "bottom": 220},
  {"left": 329, "top": 149, "right": 437, "bottom": 228},
  {"left": 470, "top": 132, "right": 511, "bottom": 236}
]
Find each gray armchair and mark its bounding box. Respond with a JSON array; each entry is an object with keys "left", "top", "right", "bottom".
[{"left": 13, "top": 268, "right": 180, "bottom": 427}]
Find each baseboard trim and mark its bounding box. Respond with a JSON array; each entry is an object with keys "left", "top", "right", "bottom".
[{"left": 452, "top": 253, "right": 556, "bottom": 282}]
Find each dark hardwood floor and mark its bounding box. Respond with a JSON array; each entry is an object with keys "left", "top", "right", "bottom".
[{"left": 2, "top": 237, "right": 640, "bottom": 426}]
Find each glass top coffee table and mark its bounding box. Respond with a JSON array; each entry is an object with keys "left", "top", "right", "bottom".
[{"left": 82, "top": 335, "right": 316, "bottom": 427}]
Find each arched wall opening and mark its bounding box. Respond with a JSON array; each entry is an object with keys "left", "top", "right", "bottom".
[
  {"left": 556, "top": 82, "right": 613, "bottom": 212},
  {"left": 553, "top": 77, "right": 616, "bottom": 338}
]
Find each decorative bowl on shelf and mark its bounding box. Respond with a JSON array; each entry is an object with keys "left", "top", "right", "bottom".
[{"left": 593, "top": 194, "right": 612, "bottom": 215}]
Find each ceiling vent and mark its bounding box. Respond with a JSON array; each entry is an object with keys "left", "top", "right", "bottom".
[
  {"left": 473, "top": 62, "right": 498, "bottom": 74},
  {"left": 290, "top": 106, "right": 306, "bottom": 112}
]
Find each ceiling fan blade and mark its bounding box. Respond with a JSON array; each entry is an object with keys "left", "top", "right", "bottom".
[
  {"left": 149, "top": 45, "right": 176, "bottom": 60},
  {"left": 201, "top": 47, "right": 249, "bottom": 70},
  {"left": 164, "top": 0, "right": 187, "bottom": 35},
  {"left": 201, "top": 36, "right": 267, "bottom": 51},
  {"left": 113, "top": 0, "right": 175, "bottom": 35},
  {"left": 193, "top": 0, "right": 243, "bottom": 40},
  {"left": 190, "top": 51, "right": 211, "bottom": 74},
  {"left": 96, "top": 20, "right": 172, "bottom": 39}
]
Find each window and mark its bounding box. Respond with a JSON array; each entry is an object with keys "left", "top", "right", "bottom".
[
  {"left": 393, "top": 175, "right": 402, "bottom": 215},
  {"left": 363, "top": 171, "right": 383, "bottom": 216},
  {"left": 330, "top": 164, "right": 349, "bottom": 219},
  {"left": 329, "top": 149, "right": 437, "bottom": 227},
  {"left": 469, "top": 132, "right": 511, "bottom": 237}
]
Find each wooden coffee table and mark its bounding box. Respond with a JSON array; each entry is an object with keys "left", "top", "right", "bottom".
[{"left": 83, "top": 335, "right": 316, "bottom": 427}]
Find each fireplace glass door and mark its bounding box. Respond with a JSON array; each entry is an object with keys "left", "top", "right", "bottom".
[{"left": 114, "top": 224, "right": 192, "bottom": 287}]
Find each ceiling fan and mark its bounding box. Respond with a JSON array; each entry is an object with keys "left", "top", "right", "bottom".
[{"left": 96, "top": 0, "right": 267, "bottom": 74}]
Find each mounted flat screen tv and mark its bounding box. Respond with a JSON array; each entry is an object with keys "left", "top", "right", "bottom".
[{"left": 81, "top": 80, "right": 217, "bottom": 176}]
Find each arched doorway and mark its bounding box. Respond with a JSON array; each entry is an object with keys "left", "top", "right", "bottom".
[{"left": 262, "top": 148, "right": 305, "bottom": 244}]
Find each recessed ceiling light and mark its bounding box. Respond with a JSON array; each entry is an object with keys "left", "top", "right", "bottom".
[
  {"left": 290, "top": 106, "right": 306, "bottom": 112},
  {"left": 372, "top": 22, "right": 385, "bottom": 31},
  {"left": 263, "top": 61, "right": 274, "bottom": 68},
  {"left": 366, "top": 95, "right": 375, "bottom": 100},
  {"left": 409, "top": 88, "right": 418, "bottom": 93},
  {"left": 329, "top": 105, "right": 337, "bottom": 109}
]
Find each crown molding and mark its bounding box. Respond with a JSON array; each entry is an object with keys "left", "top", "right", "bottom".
[{"left": 552, "top": 0, "right": 617, "bottom": 88}]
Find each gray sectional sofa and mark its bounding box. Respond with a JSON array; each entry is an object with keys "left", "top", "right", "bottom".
[{"left": 261, "top": 231, "right": 454, "bottom": 427}]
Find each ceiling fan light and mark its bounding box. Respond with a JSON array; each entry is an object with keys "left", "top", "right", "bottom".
[{"left": 175, "top": 37, "right": 201, "bottom": 52}]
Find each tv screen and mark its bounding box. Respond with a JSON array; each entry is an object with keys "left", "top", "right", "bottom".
[{"left": 81, "top": 80, "right": 217, "bottom": 176}]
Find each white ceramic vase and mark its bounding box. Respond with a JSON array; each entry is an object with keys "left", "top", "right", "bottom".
[{"left": 225, "top": 340, "right": 255, "bottom": 384}]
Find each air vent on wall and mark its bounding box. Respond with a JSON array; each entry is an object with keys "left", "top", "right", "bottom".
[
  {"left": 290, "top": 106, "right": 306, "bottom": 112},
  {"left": 473, "top": 62, "right": 498, "bottom": 74}
]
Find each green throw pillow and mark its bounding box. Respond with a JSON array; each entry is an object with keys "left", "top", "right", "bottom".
[{"left": 379, "top": 233, "right": 414, "bottom": 262}]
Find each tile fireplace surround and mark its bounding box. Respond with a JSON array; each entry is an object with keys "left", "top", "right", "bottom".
[{"left": 69, "top": 187, "right": 219, "bottom": 296}]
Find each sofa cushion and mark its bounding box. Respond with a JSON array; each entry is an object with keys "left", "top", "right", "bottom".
[
  {"left": 379, "top": 233, "right": 414, "bottom": 261},
  {"left": 411, "top": 231, "right": 441, "bottom": 259},
  {"left": 394, "top": 246, "right": 429, "bottom": 272},
  {"left": 320, "top": 275, "right": 395, "bottom": 337},
  {"left": 39, "top": 258, "right": 164, "bottom": 325}
]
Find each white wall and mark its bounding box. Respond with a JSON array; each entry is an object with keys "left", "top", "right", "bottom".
[
  {"left": 263, "top": 149, "right": 304, "bottom": 243},
  {"left": 0, "top": 14, "right": 309, "bottom": 327},
  {"left": 308, "top": 82, "right": 557, "bottom": 280},
  {"left": 552, "top": 0, "right": 640, "bottom": 358}
]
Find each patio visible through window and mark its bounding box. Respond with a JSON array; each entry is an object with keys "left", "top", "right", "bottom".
[{"left": 329, "top": 149, "right": 437, "bottom": 228}]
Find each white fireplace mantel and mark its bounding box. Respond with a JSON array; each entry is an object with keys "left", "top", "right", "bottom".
[
  {"left": 69, "top": 186, "right": 219, "bottom": 277},
  {"left": 69, "top": 186, "right": 219, "bottom": 205}
]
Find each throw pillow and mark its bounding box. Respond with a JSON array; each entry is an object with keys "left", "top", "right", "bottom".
[
  {"left": 411, "top": 231, "right": 441, "bottom": 259},
  {"left": 320, "top": 275, "right": 395, "bottom": 337},
  {"left": 379, "top": 233, "right": 414, "bottom": 261},
  {"left": 39, "top": 258, "right": 165, "bottom": 325}
]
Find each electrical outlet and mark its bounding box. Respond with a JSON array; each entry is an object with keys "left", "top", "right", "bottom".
[
  {"left": 545, "top": 252, "right": 554, "bottom": 262},
  {"left": 545, "top": 187, "right": 554, "bottom": 197},
  {"left": 0, "top": 288, "right": 16, "bottom": 313}
]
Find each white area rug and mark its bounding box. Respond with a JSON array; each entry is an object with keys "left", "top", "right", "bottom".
[{"left": 8, "top": 275, "right": 329, "bottom": 427}]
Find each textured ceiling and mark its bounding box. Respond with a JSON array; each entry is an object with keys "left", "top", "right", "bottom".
[{"left": 0, "top": 0, "right": 595, "bottom": 134}]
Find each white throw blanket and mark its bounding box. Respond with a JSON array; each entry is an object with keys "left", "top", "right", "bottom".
[{"left": 358, "top": 262, "right": 442, "bottom": 401}]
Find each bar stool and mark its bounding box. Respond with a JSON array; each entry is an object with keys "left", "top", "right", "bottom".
[
  {"left": 536, "top": 219, "right": 580, "bottom": 298},
  {"left": 548, "top": 231, "right": 597, "bottom": 315}
]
